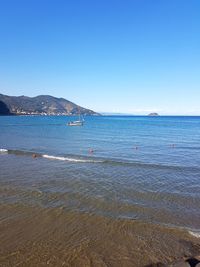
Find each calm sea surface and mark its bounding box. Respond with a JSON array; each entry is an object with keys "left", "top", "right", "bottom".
[{"left": 0, "top": 115, "right": 200, "bottom": 233}]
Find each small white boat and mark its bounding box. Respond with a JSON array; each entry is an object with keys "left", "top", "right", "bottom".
[
  {"left": 67, "top": 113, "right": 84, "bottom": 126},
  {"left": 68, "top": 120, "right": 84, "bottom": 126}
]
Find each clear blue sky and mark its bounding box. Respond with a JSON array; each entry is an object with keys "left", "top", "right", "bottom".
[{"left": 0, "top": 0, "right": 200, "bottom": 115}]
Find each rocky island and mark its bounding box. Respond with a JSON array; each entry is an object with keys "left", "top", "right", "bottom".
[
  {"left": 148, "top": 112, "right": 159, "bottom": 116},
  {"left": 0, "top": 94, "right": 100, "bottom": 116}
]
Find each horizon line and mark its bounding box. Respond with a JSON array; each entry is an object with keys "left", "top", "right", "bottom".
[{"left": 99, "top": 112, "right": 200, "bottom": 116}]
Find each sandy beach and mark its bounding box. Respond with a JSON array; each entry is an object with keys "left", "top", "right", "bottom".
[{"left": 1, "top": 203, "right": 200, "bottom": 267}]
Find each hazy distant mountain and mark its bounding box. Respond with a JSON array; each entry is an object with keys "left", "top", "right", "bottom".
[{"left": 0, "top": 94, "right": 99, "bottom": 116}]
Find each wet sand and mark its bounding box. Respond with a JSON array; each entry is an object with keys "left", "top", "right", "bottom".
[{"left": 0, "top": 204, "right": 200, "bottom": 267}]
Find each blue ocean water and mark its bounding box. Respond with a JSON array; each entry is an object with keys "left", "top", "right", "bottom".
[{"left": 0, "top": 115, "right": 200, "bottom": 232}]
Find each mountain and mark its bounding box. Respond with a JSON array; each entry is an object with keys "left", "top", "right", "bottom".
[
  {"left": 0, "top": 100, "right": 11, "bottom": 115},
  {"left": 0, "top": 94, "right": 99, "bottom": 116}
]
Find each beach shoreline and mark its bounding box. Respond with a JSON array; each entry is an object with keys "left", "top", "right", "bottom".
[{"left": 1, "top": 203, "right": 200, "bottom": 267}]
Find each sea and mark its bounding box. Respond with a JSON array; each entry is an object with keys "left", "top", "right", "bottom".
[{"left": 0, "top": 115, "right": 200, "bottom": 237}]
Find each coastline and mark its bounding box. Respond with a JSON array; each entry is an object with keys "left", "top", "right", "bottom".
[{"left": 1, "top": 203, "right": 200, "bottom": 267}]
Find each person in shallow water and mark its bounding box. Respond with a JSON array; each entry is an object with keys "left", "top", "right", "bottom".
[{"left": 89, "top": 149, "right": 94, "bottom": 154}]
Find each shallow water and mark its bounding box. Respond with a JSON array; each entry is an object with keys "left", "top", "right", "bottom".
[
  {"left": 0, "top": 115, "right": 200, "bottom": 232},
  {"left": 1, "top": 204, "right": 200, "bottom": 267}
]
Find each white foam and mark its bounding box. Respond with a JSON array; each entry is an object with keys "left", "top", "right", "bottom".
[
  {"left": 188, "top": 231, "right": 200, "bottom": 238},
  {"left": 42, "top": 154, "right": 102, "bottom": 163},
  {"left": 0, "top": 149, "right": 8, "bottom": 153},
  {"left": 43, "top": 155, "right": 68, "bottom": 161}
]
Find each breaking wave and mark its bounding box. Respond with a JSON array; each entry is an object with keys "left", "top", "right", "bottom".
[
  {"left": 0, "top": 148, "right": 8, "bottom": 153},
  {"left": 188, "top": 230, "right": 200, "bottom": 238},
  {"left": 42, "top": 154, "right": 103, "bottom": 163}
]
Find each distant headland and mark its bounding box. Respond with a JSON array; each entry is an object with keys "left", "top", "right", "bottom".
[
  {"left": 148, "top": 112, "right": 159, "bottom": 116},
  {"left": 0, "top": 94, "right": 100, "bottom": 116}
]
